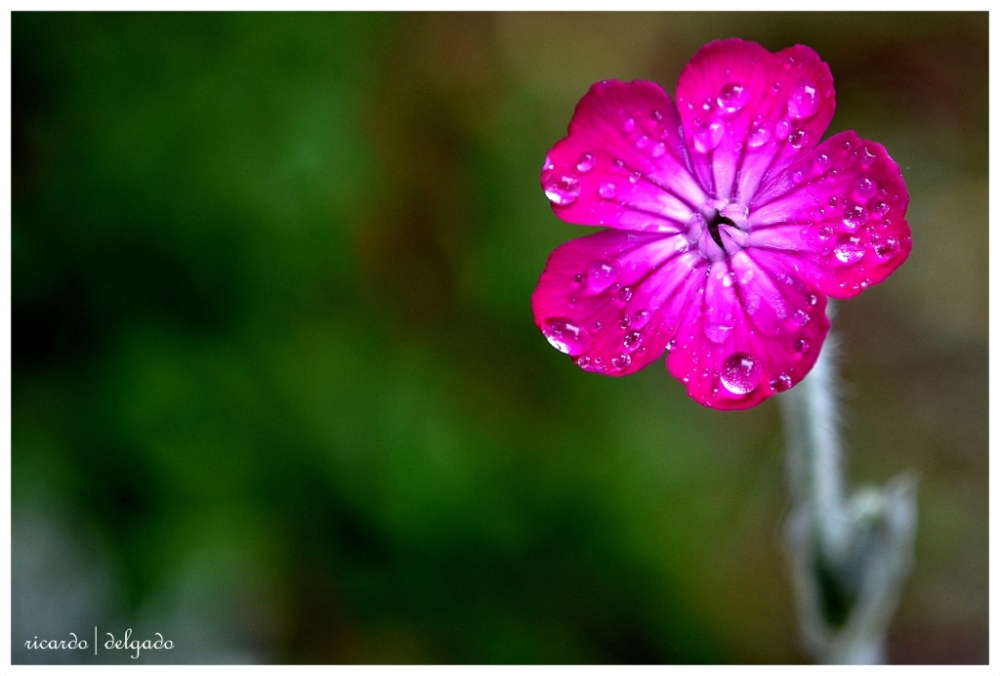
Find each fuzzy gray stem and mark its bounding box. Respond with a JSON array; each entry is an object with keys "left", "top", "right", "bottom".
[{"left": 778, "top": 308, "right": 917, "bottom": 664}]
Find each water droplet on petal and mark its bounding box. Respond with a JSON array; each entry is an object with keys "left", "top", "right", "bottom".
[
  {"left": 651, "top": 142, "right": 666, "bottom": 158},
  {"left": 842, "top": 204, "right": 869, "bottom": 230},
  {"left": 652, "top": 109, "right": 662, "bottom": 121},
  {"left": 611, "top": 353, "right": 631, "bottom": 370},
  {"left": 788, "top": 128, "right": 808, "bottom": 148},
  {"left": 542, "top": 318, "right": 591, "bottom": 355},
  {"left": 792, "top": 170, "right": 804, "bottom": 184},
  {"left": 599, "top": 182, "right": 617, "bottom": 200},
  {"left": 619, "top": 314, "right": 630, "bottom": 329},
  {"left": 630, "top": 171, "right": 642, "bottom": 184},
  {"left": 635, "top": 135, "right": 650, "bottom": 150},
  {"left": 807, "top": 293, "right": 818, "bottom": 306},
  {"left": 775, "top": 119, "right": 791, "bottom": 140},
  {"left": 787, "top": 81, "right": 820, "bottom": 119},
  {"left": 872, "top": 234, "right": 901, "bottom": 259},
  {"left": 704, "top": 322, "right": 733, "bottom": 344},
  {"left": 792, "top": 308, "right": 810, "bottom": 326},
  {"left": 855, "top": 176, "right": 877, "bottom": 200},
  {"left": 587, "top": 260, "right": 617, "bottom": 293},
  {"left": 576, "top": 153, "right": 595, "bottom": 173},
  {"left": 544, "top": 175, "right": 580, "bottom": 205},
  {"left": 769, "top": 373, "right": 793, "bottom": 392},
  {"left": 873, "top": 201, "right": 890, "bottom": 217},
  {"left": 794, "top": 338, "right": 809, "bottom": 353},
  {"left": 861, "top": 146, "right": 878, "bottom": 167},
  {"left": 576, "top": 356, "right": 591, "bottom": 367},
  {"left": 624, "top": 117, "right": 636, "bottom": 132},
  {"left": 747, "top": 126, "right": 771, "bottom": 148},
  {"left": 693, "top": 121, "right": 724, "bottom": 153},
  {"left": 720, "top": 353, "right": 762, "bottom": 394},
  {"left": 815, "top": 153, "right": 831, "bottom": 170},
  {"left": 833, "top": 236, "right": 865, "bottom": 265},
  {"left": 618, "top": 286, "right": 633, "bottom": 302},
  {"left": 717, "top": 82, "right": 749, "bottom": 114},
  {"left": 623, "top": 330, "right": 642, "bottom": 351}
]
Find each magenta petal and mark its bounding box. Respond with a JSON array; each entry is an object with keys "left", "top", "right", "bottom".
[
  {"left": 541, "top": 80, "right": 706, "bottom": 232},
  {"left": 750, "top": 130, "right": 912, "bottom": 298},
  {"left": 532, "top": 229, "right": 706, "bottom": 375},
  {"left": 675, "top": 39, "right": 835, "bottom": 202},
  {"left": 666, "top": 250, "right": 831, "bottom": 409}
]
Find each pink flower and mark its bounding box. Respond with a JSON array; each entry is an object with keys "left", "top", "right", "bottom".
[{"left": 532, "top": 39, "right": 911, "bottom": 409}]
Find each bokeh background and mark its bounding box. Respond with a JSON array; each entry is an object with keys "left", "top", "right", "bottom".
[{"left": 11, "top": 12, "right": 987, "bottom": 664}]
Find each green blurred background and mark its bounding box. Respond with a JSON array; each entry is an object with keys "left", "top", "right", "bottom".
[{"left": 11, "top": 12, "right": 987, "bottom": 664}]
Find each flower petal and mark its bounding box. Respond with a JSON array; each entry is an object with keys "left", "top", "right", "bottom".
[
  {"left": 532, "top": 229, "right": 706, "bottom": 375},
  {"left": 675, "top": 39, "right": 835, "bottom": 203},
  {"left": 541, "top": 80, "right": 706, "bottom": 232},
  {"left": 666, "top": 249, "right": 831, "bottom": 409},
  {"left": 749, "top": 130, "right": 912, "bottom": 298}
]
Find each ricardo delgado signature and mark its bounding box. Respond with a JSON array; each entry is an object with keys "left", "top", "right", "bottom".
[{"left": 24, "top": 628, "right": 174, "bottom": 659}]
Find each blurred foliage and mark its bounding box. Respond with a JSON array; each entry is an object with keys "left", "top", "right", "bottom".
[{"left": 11, "top": 12, "right": 987, "bottom": 664}]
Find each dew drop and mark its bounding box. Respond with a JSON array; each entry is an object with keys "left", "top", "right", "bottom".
[
  {"left": 619, "top": 314, "right": 630, "bottom": 329},
  {"left": 599, "top": 182, "right": 618, "bottom": 200},
  {"left": 815, "top": 153, "right": 831, "bottom": 170},
  {"left": 771, "top": 81, "right": 782, "bottom": 93},
  {"left": 651, "top": 142, "right": 666, "bottom": 158},
  {"left": 788, "top": 128, "right": 808, "bottom": 148},
  {"left": 794, "top": 338, "right": 809, "bottom": 353},
  {"left": 576, "top": 356, "right": 591, "bottom": 367},
  {"left": 635, "top": 135, "right": 650, "bottom": 150},
  {"left": 624, "top": 117, "right": 636, "bottom": 133},
  {"left": 833, "top": 236, "right": 865, "bottom": 265},
  {"left": 693, "top": 121, "right": 724, "bottom": 153},
  {"left": 666, "top": 338, "right": 677, "bottom": 352},
  {"left": 592, "top": 321, "right": 603, "bottom": 331},
  {"left": 611, "top": 353, "right": 632, "bottom": 370},
  {"left": 872, "top": 234, "right": 901, "bottom": 259},
  {"left": 720, "top": 353, "right": 762, "bottom": 395},
  {"left": 630, "top": 171, "right": 642, "bottom": 184},
  {"left": 872, "top": 201, "right": 890, "bottom": 217},
  {"left": 807, "top": 293, "right": 818, "bottom": 306},
  {"left": 769, "top": 373, "right": 793, "bottom": 392},
  {"left": 587, "top": 260, "right": 618, "bottom": 293},
  {"left": 544, "top": 175, "right": 580, "bottom": 206},
  {"left": 576, "top": 153, "right": 595, "bottom": 173},
  {"left": 792, "top": 308, "right": 810, "bottom": 326},
  {"left": 652, "top": 109, "right": 663, "bottom": 121},
  {"left": 775, "top": 119, "right": 791, "bottom": 141},
  {"left": 855, "top": 176, "right": 877, "bottom": 200},
  {"left": 717, "top": 82, "right": 749, "bottom": 114},
  {"left": 542, "top": 318, "right": 591, "bottom": 355},
  {"left": 792, "top": 170, "right": 804, "bottom": 184},
  {"left": 704, "top": 322, "right": 734, "bottom": 344},
  {"left": 618, "top": 286, "right": 633, "bottom": 302},
  {"left": 861, "top": 145, "right": 877, "bottom": 168},
  {"left": 747, "top": 126, "right": 771, "bottom": 148},
  {"left": 787, "top": 81, "right": 820, "bottom": 119},
  {"left": 842, "top": 204, "right": 869, "bottom": 230},
  {"left": 623, "top": 330, "right": 642, "bottom": 351}
]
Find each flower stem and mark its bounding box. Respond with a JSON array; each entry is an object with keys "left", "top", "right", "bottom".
[{"left": 778, "top": 306, "right": 917, "bottom": 664}]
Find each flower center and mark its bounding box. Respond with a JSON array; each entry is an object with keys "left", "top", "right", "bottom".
[
  {"left": 707, "top": 211, "right": 734, "bottom": 251},
  {"left": 688, "top": 200, "right": 750, "bottom": 262}
]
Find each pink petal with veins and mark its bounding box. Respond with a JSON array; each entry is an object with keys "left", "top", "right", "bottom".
[
  {"left": 532, "top": 229, "right": 704, "bottom": 376},
  {"left": 675, "top": 39, "right": 835, "bottom": 202}
]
